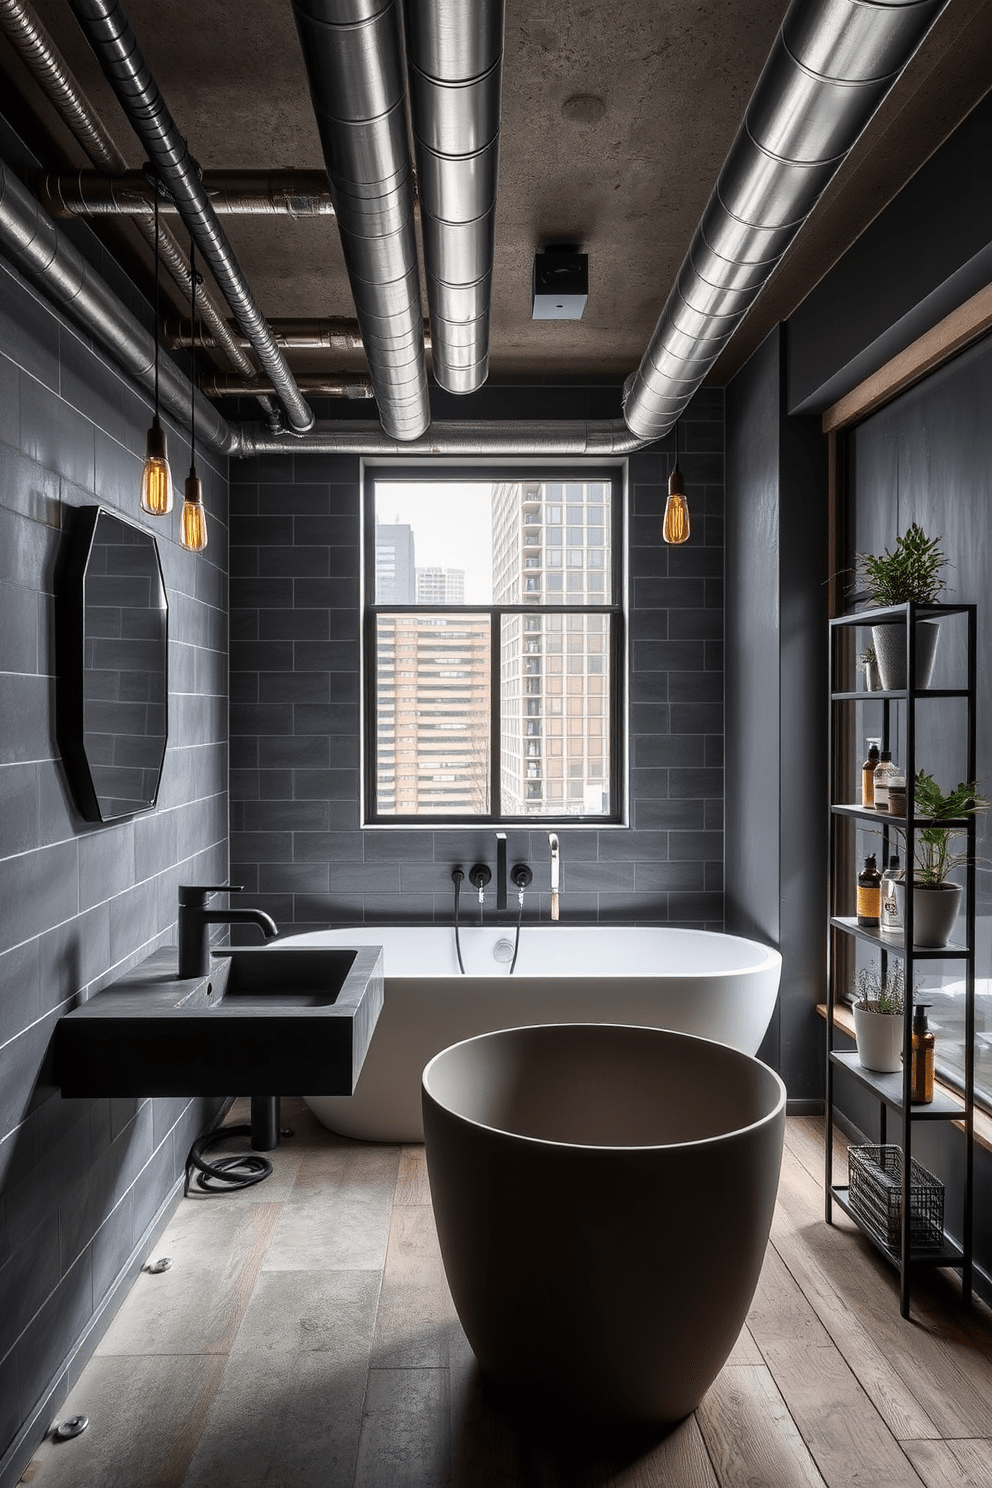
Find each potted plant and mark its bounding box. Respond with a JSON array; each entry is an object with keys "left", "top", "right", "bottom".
[
  {"left": 852, "top": 523, "right": 948, "bottom": 689},
  {"left": 851, "top": 964, "right": 905, "bottom": 1073},
  {"left": 857, "top": 645, "right": 880, "bottom": 692},
  {"left": 892, "top": 770, "right": 989, "bottom": 948}
]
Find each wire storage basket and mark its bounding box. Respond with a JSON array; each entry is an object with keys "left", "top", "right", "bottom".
[{"left": 848, "top": 1145, "right": 944, "bottom": 1251}]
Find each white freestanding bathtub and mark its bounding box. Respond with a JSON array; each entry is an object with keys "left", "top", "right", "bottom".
[
  {"left": 287, "top": 925, "right": 781, "bottom": 1143},
  {"left": 423, "top": 1023, "right": 787, "bottom": 1429}
]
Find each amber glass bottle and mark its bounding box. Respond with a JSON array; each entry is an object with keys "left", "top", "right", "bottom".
[
  {"left": 857, "top": 854, "right": 881, "bottom": 926},
  {"left": 861, "top": 739, "right": 880, "bottom": 808},
  {"left": 911, "top": 1004, "right": 935, "bottom": 1104}
]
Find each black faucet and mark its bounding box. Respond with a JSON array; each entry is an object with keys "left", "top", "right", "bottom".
[
  {"left": 496, "top": 831, "right": 507, "bottom": 911},
  {"left": 177, "top": 884, "right": 279, "bottom": 979}
]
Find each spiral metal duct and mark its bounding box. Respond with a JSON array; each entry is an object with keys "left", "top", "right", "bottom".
[
  {"left": 0, "top": 155, "right": 231, "bottom": 452},
  {"left": 228, "top": 419, "right": 643, "bottom": 457},
  {"left": 37, "top": 169, "right": 337, "bottom": 218},
  {"left": 67, "top": 0, "right": 315, "bottom": 434},
  {"left": 622, "top": 0, "right": 947, "bottom": 441},
  {"left": 404, "top": 0, "right": 503, "bottom": 394},
  {"left": 290, "top": 0, "right": 430, "bottom": 441}
]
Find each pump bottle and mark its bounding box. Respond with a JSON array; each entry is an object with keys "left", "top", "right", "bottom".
[{"left": 911, "top": 1004, "right": 935, "bottom": 1104}]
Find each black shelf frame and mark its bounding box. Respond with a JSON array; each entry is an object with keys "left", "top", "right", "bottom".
[{"left": 825, "top": 601, "right": 977, "bottom": 1317}]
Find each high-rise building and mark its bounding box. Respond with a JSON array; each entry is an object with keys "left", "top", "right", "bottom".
[
  {"left": 492, "top": 479, "right": 611, "bottom": 816},
  {"left": 374, "top": 522, "right": 416, "bottom": 603},
  {"left": 416, "top": 566, "right": 465, "bottom": 604}
]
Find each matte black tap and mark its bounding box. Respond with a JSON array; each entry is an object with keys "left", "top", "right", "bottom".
[
  {"left": 177, "top": 884, "right": 279, "bottom": 979},
  {"left": 496, "top": 832, "right": 507, "bottom": 911}
]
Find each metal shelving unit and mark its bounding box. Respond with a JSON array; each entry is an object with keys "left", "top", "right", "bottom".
[{"left": 824, "top": 601, "right": 977, "bottom": 1318}]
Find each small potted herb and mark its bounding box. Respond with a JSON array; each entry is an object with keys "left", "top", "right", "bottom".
[
  {"left": 851, "top": 523, "right": 948, "bottom": 689},
  {"left": 892, "top": 770, "right": 989, "bottom": 947},
  {"left": 851, "top": 964, "right": 905, "bottom": 1073},
  {"left": 857, "top": 645, "right": 880, "bottom": 692}
]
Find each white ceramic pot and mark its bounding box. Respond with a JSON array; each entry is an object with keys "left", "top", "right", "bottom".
[
  {"left": 894, "top": 880, "right": 963, "bottom": 949},
  {"left": 852, "top": 1004, "right": 903, "bottom": 1073},
  {"left": 871, "top": 619, "right": 940, "bottom": 691}
]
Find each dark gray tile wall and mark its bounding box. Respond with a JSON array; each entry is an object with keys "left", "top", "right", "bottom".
[
  {"left": 229, "top": 387, "right": 724, "bottom": 930},
  {"left": 0, "top": 259, "right": 229, "bottom": 1474}
]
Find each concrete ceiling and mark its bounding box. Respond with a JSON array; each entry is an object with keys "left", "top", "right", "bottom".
[{"left": 3, "top": 0, "right": 992, "bottom": 404}]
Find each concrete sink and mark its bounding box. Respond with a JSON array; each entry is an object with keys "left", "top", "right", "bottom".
[{"left": 55, "top": 944, "right": 384, "bottom": 1098}]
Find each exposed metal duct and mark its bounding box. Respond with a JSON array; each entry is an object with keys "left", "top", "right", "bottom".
[
  {"left": 38, "top": 169, "right": 337, "bottom": 218},
  {"left": 67, "top": 0, "right": 315, "bottom": 434},
  {"left": 164, "top": 316, "right": 430, "bottom": 353},
  {"left": 404, "top": 0, "right": 504, "bottom": 394},
  {"left": 228, "top": 418, "right": 644, "bottom": 458},
  {"left": 290, "top": 0, "right": 430, "bottom": 441},
  {"left": 622, "top": 0, "right": 947, "bottom": 440},
  {"left": 202, "top": 372, "right": 374, "bottom": 399},
  {"left": 0, "top": 155, "right": 231, "bottom": 452},
  {"left": 0, "top": 0, "right": 271, "bottom": 416}
]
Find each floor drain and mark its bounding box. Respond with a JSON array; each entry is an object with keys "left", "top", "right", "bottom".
[
  {"left": 53, "top": 1416, "right": 88, "bottom": 1441},
  {"left": 143, "top": 1257, "right": 173, "bottom": 1274}
]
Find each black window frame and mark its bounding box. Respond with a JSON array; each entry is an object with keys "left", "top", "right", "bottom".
[{"left": 362, "top": 465, "right": 626, "bottom": 827}]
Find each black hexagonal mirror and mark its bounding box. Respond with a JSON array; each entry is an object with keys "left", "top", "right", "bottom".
[{"left": 59, "top": 506, "right": 169, "bottom": 822}]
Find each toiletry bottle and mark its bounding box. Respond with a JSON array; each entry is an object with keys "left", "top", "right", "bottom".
[
  {"left": 861, "top": 739, "right": 880, "bottom": 808},
  {"left": 857, "top": 853, "right": 881, "bottom": 926},
  {"left": 911, "top": 1004, "right": 935, "bottom": 1104},
  {"left": 879, "top": 854, "right": 903, "bottom": 941},
  {"left": 887, "top": 762, "right": 907, "bottom": 816},
  {"left": 873, "top": 749, "right": 893, "bottom": 811}
]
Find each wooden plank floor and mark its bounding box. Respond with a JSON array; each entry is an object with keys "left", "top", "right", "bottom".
[{"left": 23, "top": 1104, "right": 992, "bottom": 1488}]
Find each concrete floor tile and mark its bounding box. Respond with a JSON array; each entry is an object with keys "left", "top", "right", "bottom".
[
  {"left": 354, "top": 1367, "right": 450, "bottom": 1488},
  {"left": 372, "top": 1206, "right": 463, "bottom": 1369},
  {"left": 262, "top": 1145, "right": 400, "bottom": 1273},
  {"left": 97, "top": 1202, "right": 281, "bottom": 1356},
  {"left": 228, "top": 1268, "right": 380, "bottom": 1361},
  {"left": 180, "top": 1350, "right": 369, "bottom": 1488},
  {"left": 25, "top": 1354, "right": 226, "bottom": 1488}
]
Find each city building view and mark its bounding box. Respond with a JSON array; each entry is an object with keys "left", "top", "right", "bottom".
[{"left": 371, "top": 478, "right": 615, "bottom": 819}]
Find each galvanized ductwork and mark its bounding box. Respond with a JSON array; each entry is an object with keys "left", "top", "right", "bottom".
[
  {"left": 290, "top": 0, "right": 430, "bottom": 441},
  {"left": 0, "top": 155, "right": 231, "bottom": 452},
  {"left": 622, "top": 0, "right": 946, "bottom": 440},
  {"left": 38, "top": 169, "right": 337, "bottom": 218},
  {"left": 228, "top": 419, "right": 643, "bottom": 458},
  {"left": 405, "top": 0, "right": 503, "bottom": 394},
  {"left": 67, "top": 0, "right": 315, "bottom": 434}
]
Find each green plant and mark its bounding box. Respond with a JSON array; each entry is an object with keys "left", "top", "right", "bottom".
[
  {"left": 857, "top": 645, "right": 876, "bottom": 667},
  {"left": 852, "top": 522, "right": 948, "bottom": 606},
  {"left": 853, "top": 963, "right": 905, "bottom": 1015},
  {"left": 903, "top": 770, "right": 989, "bottom": 886}
]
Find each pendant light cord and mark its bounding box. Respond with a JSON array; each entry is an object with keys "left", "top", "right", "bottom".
[
  {"left": 153, "top": 187, "right": 160, "bottom": 417},
  {"left": 188, "top": 238, "right": 196, "bottom": 471}
]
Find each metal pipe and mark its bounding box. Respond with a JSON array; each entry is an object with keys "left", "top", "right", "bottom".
[
  {"left": 0, "top": 0, "right": 275, "bottom": 419},
  {"left": 0, "top": 155, "right": 232, "bottom": 453},
  {"left": 622, "top": 0, "right": 947, "bottom": 440},
  {"left": 37, "top": 169, "right": 337, "bottom": 218},
  {"left": 404, "top": 0, "right": 504, "bottom": 394},
  {"left": 290, "top": 0, "right": 430, "bottom": 442},
  {"left": 67, "top": 0, "right": 314, "bottom": 433},
  {"left": 227, "top": 418, "right": 644, "bottom": 457},
  {"left": 163, "top": 316, "right": 431, "bottom": 353},
  {"left": 201, "top": 371, "right": 374, "bottom": 399}
]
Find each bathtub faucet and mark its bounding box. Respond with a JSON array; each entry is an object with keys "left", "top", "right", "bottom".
[
  {"left": 549, "top": 833, "right": 560, "bottom": 921},
  {"left": 469, "top": 863, "right": 492, "bottom": 910},
  {"left": 496, "top": 832, "right": 507, "bottom": 911}
]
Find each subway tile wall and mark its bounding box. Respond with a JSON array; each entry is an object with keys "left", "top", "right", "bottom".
[
  {"left": 229, "top": 386, "right": 724, "bottom": 931},
  {"left": 0, "top": 258, "right": 229, "bottom": 1477}
]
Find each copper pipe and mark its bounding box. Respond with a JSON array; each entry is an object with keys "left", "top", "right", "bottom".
[
  {"left": 200, "top": 372, "right": 374, "bottom": 399},
  {"left": 38, "top": 169, "right": 336, "bottom": 218},
  {"left": 164, "top": 317, "right": 431, "bottom": 353}
]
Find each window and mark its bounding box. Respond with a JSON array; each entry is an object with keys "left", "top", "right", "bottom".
[{"left": 364, "top": 471, "right": 623, "bottom": 823}]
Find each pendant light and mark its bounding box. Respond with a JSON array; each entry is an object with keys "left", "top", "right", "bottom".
[
  {"left": 139, "top": 181, "right": 174, "bottom": 515},
  {"left": 662, "top": 421, "right": 690, "bottom": 545},
  {"left": 180, "top": 238, "right": 208, "bottom": 553}
]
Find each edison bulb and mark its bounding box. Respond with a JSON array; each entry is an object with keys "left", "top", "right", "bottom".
[
  {"left": 663, "top": 492, "right": 690, "bottom": 545},
  {"left": 180, "top": 470, "right": 208, "bottom": 552},
  {"left": 140, "top": 417, "right": 173, "bottom": 515}
]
